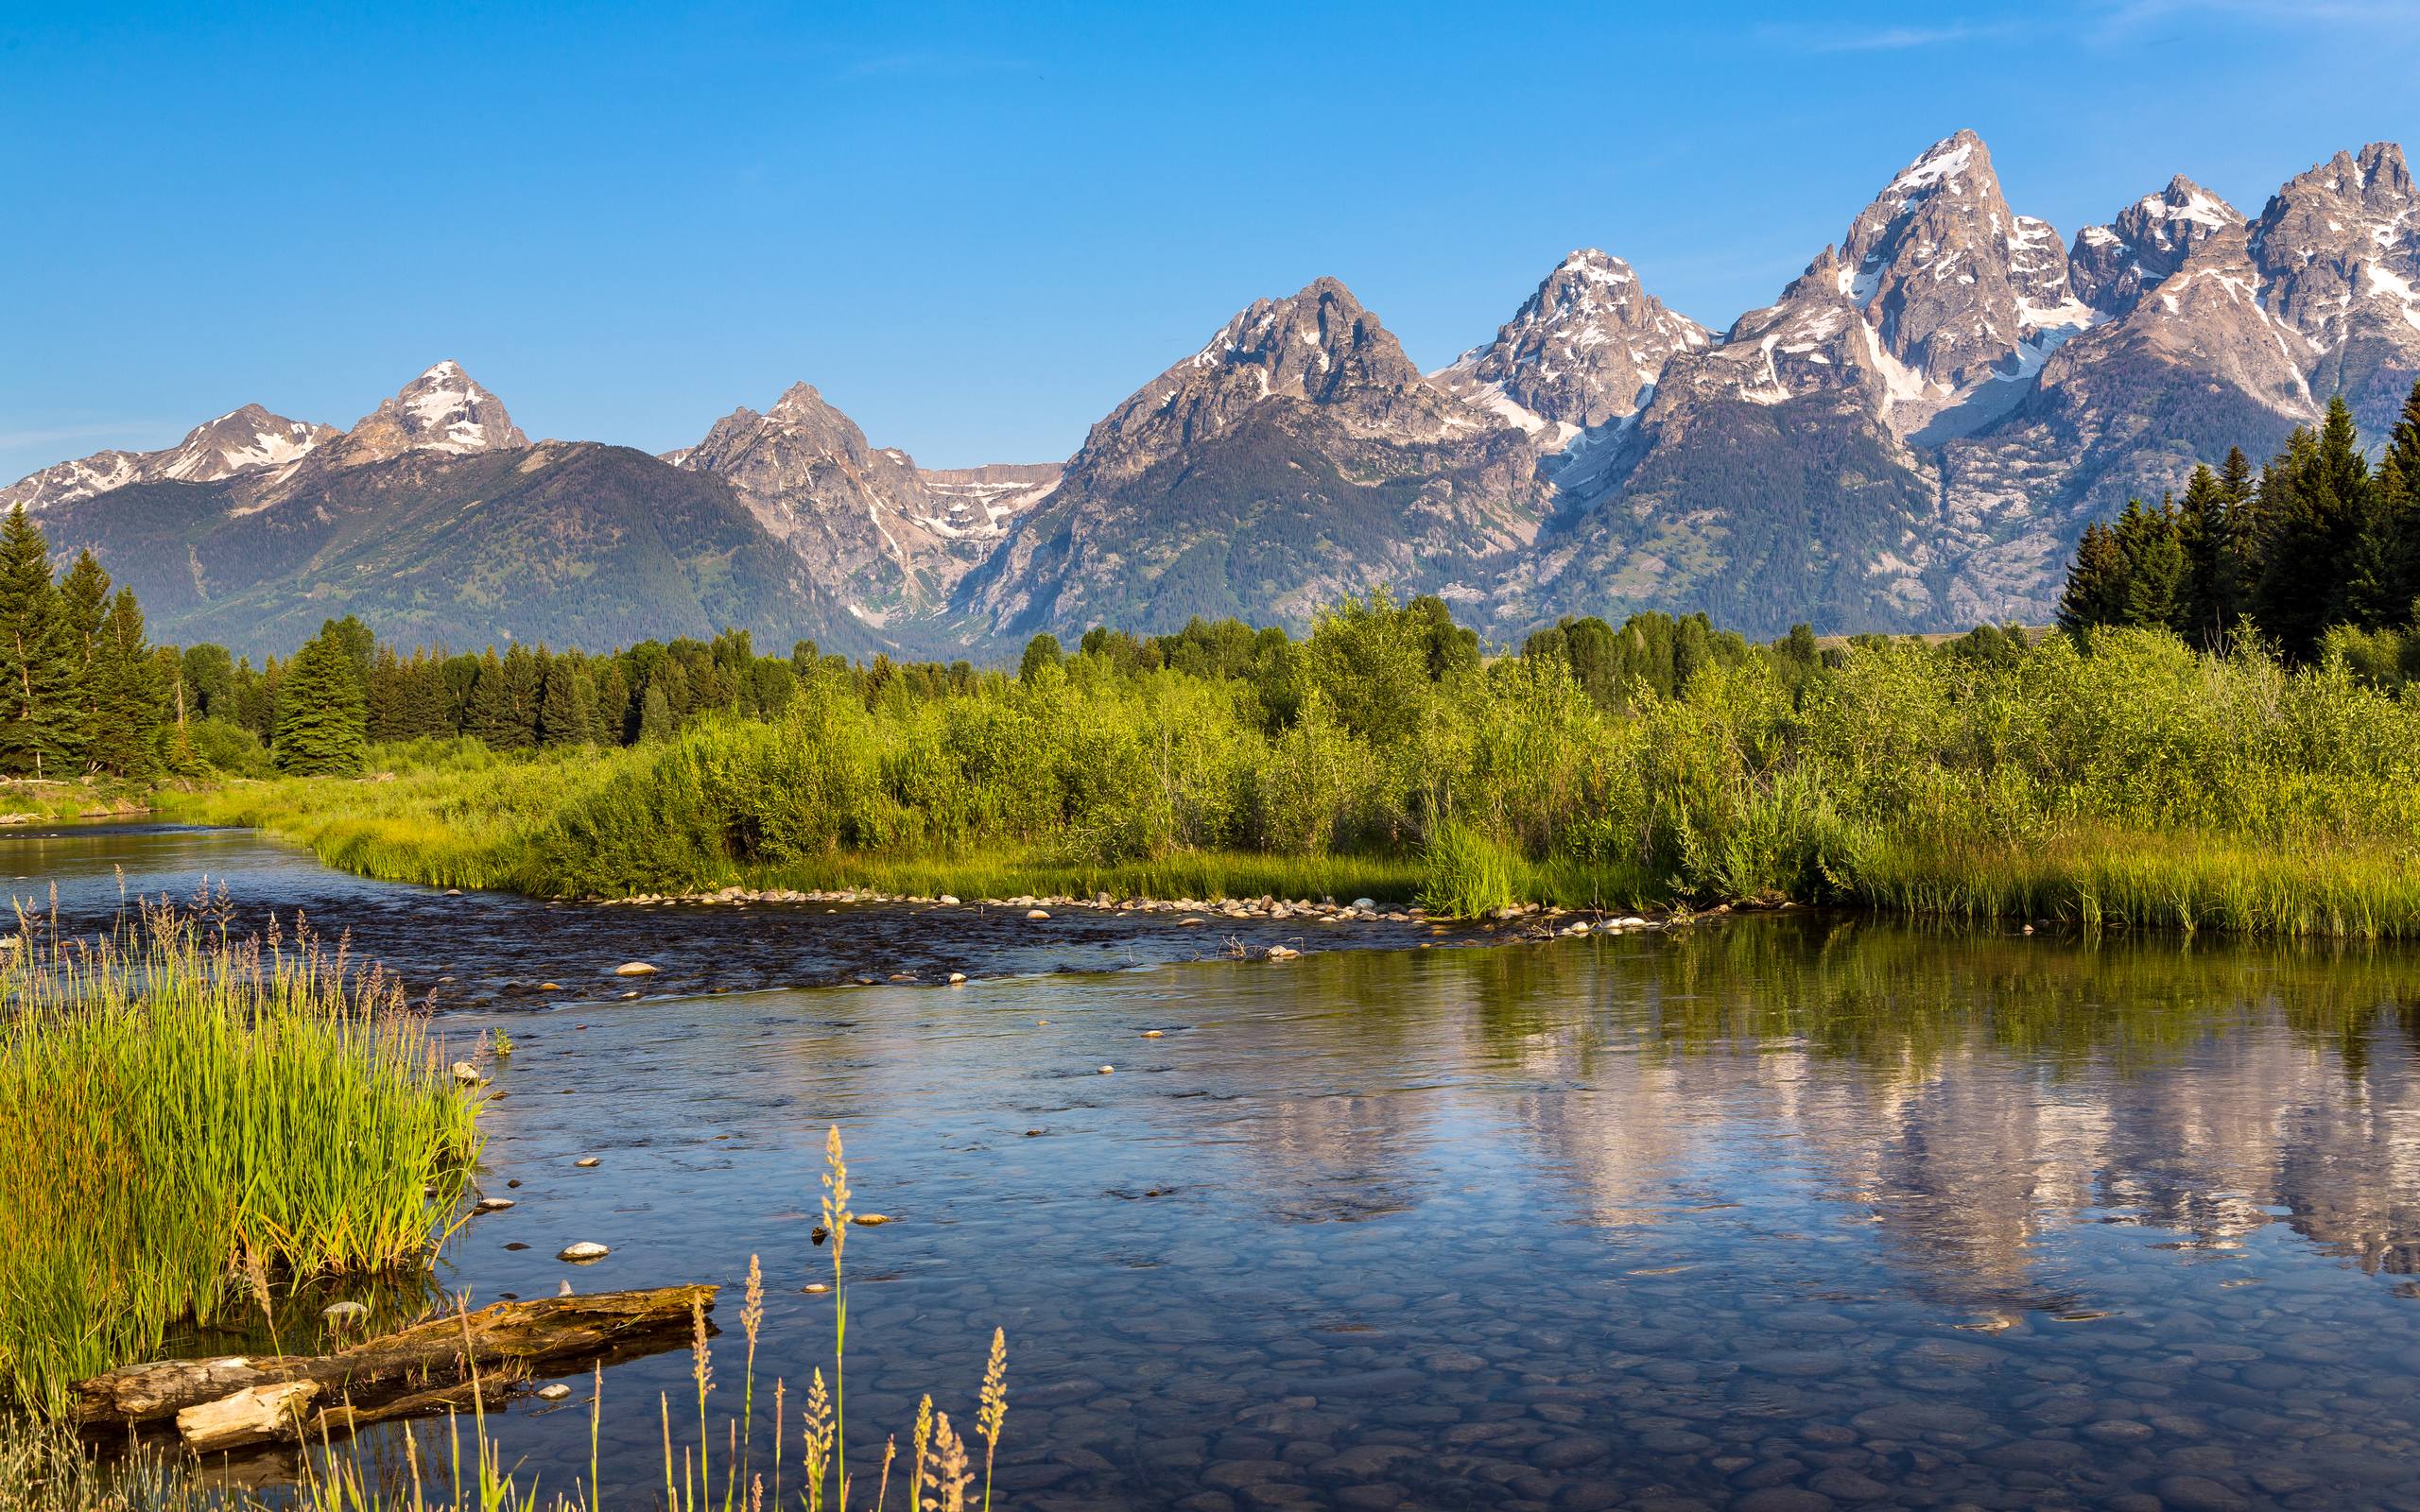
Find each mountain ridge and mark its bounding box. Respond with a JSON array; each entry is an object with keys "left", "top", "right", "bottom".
[{"left": 19, "top": 130, "right": 2416, "bottom": 653}]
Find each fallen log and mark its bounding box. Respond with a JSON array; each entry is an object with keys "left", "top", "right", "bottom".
[
  {"left": 177, "top": 1381, "right": 322, "bottom": 1454},
  {"left": 72, "top": 1284, "right": 715, "bottom": 1434}
]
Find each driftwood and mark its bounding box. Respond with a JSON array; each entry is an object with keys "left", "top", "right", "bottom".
[
  {"left": 177, "top": 1382, "right": 322, "bottom": 1454},
  {"left": 72, "top": 1284, "right": 715, "bottom": 1449}
]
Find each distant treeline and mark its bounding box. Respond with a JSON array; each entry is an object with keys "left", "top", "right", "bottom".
[
  {"left": 0, "top": 489, "right": 1889, "bottom": 785},
  {"left": 2057, "top": 379, "right": 2420, "bottom": 676}
]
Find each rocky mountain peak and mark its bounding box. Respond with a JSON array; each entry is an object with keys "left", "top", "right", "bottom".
[
  {"left": 1188, "top": 277, "right": 1426, "bottom": 398},
  {"left": 1063, "top": 277, "right": 1463, "bottom": 495},
  {"left": 2249, "top": 142, "right": 2420, "bottom": 353},
  {"left": 0, "top": 403, "right": 337, "bottom": 513},
  {"left": 159, "top": 404, "right": 338, "bottom": 481},
  {"left": 1435, "top": 249, "right": 1711, "bottom": 432},
  {"left": 2070, "top": 175, "right": 2244, "bottom": 317},
  {"left": 1835, "top": 129, "right": 2082, "bottom": 392},
  {"left": 326, "top": 361, "right": 529, "bottom": 468}
]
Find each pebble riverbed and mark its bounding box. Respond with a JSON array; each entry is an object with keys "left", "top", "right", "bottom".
[{"left": 17, "top": 823, "right": 2420, "bottom": 1510}]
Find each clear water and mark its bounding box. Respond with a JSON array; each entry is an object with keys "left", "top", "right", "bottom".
[{"left": 23, "top": 825, "right": 2420, "bottom": 1510}]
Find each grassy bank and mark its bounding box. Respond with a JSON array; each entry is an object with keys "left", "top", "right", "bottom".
[
  {"left": 4, "top": 1130, "right": 1009, "bottom": 1512},
  {"left": 0, "top": 906, "right": 481, "bottom": 1417},
  {"left": 0, "top": 780, "right": 153, "bottom": 827},
  {"left": 156, "top": 622, "right": 2420, "bottom": 938}
]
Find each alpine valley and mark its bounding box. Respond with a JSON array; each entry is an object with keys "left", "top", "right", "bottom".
[{"left": 17, "top": 130, "right": 2420, "bottom": 657}]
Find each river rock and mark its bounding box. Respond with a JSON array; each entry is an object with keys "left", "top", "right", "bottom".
[
  {"left": 949, "top": 972, "right": 968, "bottom": 984},
  {"left": 612, "top": 961, "right": 658, "bottom": 976},
  {"left": 536, "top": 1383, "right": 573, "bottom": 1400},
  {"left": 558, "top": 1242, "right": 611, "bottom": 1262},
  {"left": 475, "top": 1197, "right": 515, "bottom": 1212},
  {"left": 575, "top": 1157, "right": 600, "bottom": 1168},
  {"left": 1028, "top": 909, "right": 1051, "bottom": 920},
  {"left": 321, "top": 1300, "right": 369, "bottom": 1325},
  {"left": 449, "top": 1061, "right": 483, "bottom": 1085},
  {"left": 2155, "top": 1475, "right": 2251, "bottom": 1512},
  {"left": 938, "top": 894, "right": 960, "bottom": 905}
]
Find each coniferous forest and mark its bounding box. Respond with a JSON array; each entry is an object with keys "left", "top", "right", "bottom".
[{"left": 2056, "top": 380, "right": 2420, "bottom": 672}]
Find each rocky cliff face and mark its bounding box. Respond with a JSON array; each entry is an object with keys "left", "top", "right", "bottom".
[
  {"left": 1434, "top": 249, "right": 1710, "bottom": 433},
  {"left": 962, "top": 277, "right": 1548, "bottom": 638},
  {"left": 1, "top": 404, "right": 337, "bottom": 513},
  {"left": 2068, "top": 175, "right": 2244, "bottom": 318},
  {"left": 671, "top": 384, "right": 1050, "bottom": 625},
  {"left": 314, "top": 361, "right": 529, "bottom": 471}
]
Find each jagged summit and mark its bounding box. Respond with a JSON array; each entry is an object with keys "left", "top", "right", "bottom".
[
  {"left": 672, "top": 381, "right": 1050, "bottom": 619},
  {"left": 0, "top": 404, "right": 336, "bottom": 513},
  {"left": 1435, "top": 249, "right": 1710, "bottom": 433},
  {"left": 321, "top": 361, "right": 529, "bottom": 468},
  {"left": 2069, "top": 175, "right": 2244, "bottom": 317}
]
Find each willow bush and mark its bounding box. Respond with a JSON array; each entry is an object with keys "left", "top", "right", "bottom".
[{"left": 161, "top": 613, "right": 2420, "bottom": 936}]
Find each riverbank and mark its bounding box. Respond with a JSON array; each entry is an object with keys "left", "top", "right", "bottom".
[
  {"left": 0, "top": 781, "right": 151, "bottom": 827},
  {"left": 0, "top": 906, "right": 480, "bottom": 1418},
  {"left": 148, "top": 624, "right": 2420, "bottom": 938}
]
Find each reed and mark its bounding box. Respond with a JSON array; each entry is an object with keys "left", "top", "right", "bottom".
[
  {"left": 1, "top": 1128, "right": 1008, "bottom": 1512},
  {"left": 0, "top": 903, "right": 481, "bottom": 1418}
]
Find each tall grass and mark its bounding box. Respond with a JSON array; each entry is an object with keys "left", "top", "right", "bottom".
[
  {"left": 154, "top": 626, "right": 2420, "bottom": 936},
  {"left": 4, "top": 1129, "right": 1008, "bottom": 1512},
  {"left": 0, "top": 904, "right": 481, "bottom": 1417}
]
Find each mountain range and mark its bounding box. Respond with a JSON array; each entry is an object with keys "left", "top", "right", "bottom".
[{"left": 16, "top": 131, "right": 2418, "bottom": 657}]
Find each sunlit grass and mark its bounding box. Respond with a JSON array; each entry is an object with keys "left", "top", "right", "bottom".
[
  {"left": 0, "top": 905, "right": 482, "bottom": 1418},
  {"left": 4, "top": 1129, "right": 1006, "bottom": 1512}
]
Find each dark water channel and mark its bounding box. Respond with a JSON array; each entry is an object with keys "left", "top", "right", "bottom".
[{"left": 19, "top": 824, "right": 2420, "bottom": 1510}]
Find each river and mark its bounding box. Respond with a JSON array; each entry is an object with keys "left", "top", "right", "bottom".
[{"left": 18, "top": 823, "right": 2420, "bottom": 1510}]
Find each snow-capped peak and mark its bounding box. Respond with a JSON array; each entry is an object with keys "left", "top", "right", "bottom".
[
  {"left": 328, "top": 361, "right": 530, "bottom": 466},
  {"left": 1885, "top": 130, "right": 1981, "bottom": 203}
]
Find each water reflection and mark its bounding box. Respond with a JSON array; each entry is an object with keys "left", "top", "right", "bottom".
[{"left": 23, "top": 824, "right": 2420, "bottom": 1509}]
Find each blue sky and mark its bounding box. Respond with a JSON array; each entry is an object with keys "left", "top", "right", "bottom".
[{"left": 5, "top": 1, "right": 2417, "bottom": 480}]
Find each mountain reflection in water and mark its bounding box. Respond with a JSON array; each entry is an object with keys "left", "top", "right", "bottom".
[{"left": 17, "top": 823, "right": 2420, "bottom": 1509}]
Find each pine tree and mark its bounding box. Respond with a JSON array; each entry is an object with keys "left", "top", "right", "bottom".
[
  {"left": 2057, "top": 520, "right": 2131, "bottom": 635},
  {"left": 637, "top": 678, "right": 675, "bottom": 744},
  {"left": 498, "top": 644, "right": 543, "bottom": 748},
  {"left": 0, "top": 507, "right": 77, "bottom": 778},
  {"left": 273, "top": 629, "right": 370, "bottom": 776},
  {"left": 55, "top": 551, "right": 109, "bottom": 767},
  {"left": 88, "top": 589, "right": 162, "bottom": 778},
  {"left": 2109, "top": 497, "right": 2185, "bottom": 631},
  {"left": 464, "top": 649, "right": 516, "bottom": 747},
  {"left": 2377, "top": 378, "right": 2420, "bottom": 622},
  {"left": 590, "top": 662, "right": 631, "bottom": 745},
  {"left": 366, "top": 645, "right": 413, "bottom": 743},
  {"left": 537, "top": 660, "right": 596, "bottom": 747},
  {"left": 2256, "top": 400, "right": 2373, "bottom": 660},
  {"left": 2175, "top": 466, "right": 2236, "bottom": 647}
]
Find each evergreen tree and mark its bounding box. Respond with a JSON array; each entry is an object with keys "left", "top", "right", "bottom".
[
  {"left": 2377, "top": 378, "right": 2420, "bottom": 621},
  {"left": 2256, "top": 398, "right": 2374, "bottom": 659},
  {"left": 537, "top": 660, "right": 596, "bottom": 747},
  {"left": 636, "top": 678, "right": 675, "bottom": 744},
  {"left": 366, "top": 645, "right": 416, "bottom": 744},
  {"left": 2174, "top": 466, "right": 2236, "bottom": 646},
  {"left": 464, "top": 649, "right": 518, "bottom": 747},
  {"left": 272, "top": 629, "right": 370, "bottom": 776},
  {"left": 88, "top": 589, "right": 162, "bottom": 778},
  {"left": 0, "top": 507, "right": 76, "bottom": 778},
  {"left": 499, "top": 644, "right": 543, "bottom": 747},
  {"left": 590, "top": 661, "right": 631, "bottom": 746},
  {"left": 2056, "top": 520, "right": 2130, "bottom": 635},
  {"left": 2115, "top": 498, "right": 2187, "bottom": 631},
  {"left": 55, "top": 550, "right": 109, "bottom": 766}
]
